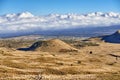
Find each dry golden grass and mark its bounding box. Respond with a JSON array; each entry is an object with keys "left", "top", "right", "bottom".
[{"left": 0, "top": 39, "right": 120, "bottom": 80}]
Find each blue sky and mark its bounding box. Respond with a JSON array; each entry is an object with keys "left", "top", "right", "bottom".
[{"left": 0, "top": 0, "right": 120, "bottom": 15}]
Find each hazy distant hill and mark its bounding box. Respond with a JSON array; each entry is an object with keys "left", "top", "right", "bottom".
[{"left": 0, "top": 25, "right": 119, "bottom": 38}]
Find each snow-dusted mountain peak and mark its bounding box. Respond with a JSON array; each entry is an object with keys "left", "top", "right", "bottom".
[
  {"left": 4, "top": 13, "right": 16, "bottom": 18},
  {"left": 0, "top": 12, "right": 120, "bottom": 35},
  {"left": 1, "top": 12, "right": 34, "bottom": 19},
  {"left": 17, "top": 12, "right": 34, "bottom": 18}
]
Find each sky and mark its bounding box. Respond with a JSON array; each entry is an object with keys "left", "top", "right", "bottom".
[{"left": 0, "top": 0, "right": 120, "bottom": 15}]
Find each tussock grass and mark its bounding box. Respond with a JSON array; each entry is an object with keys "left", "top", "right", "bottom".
[
  {"left": 0, "top": 68, "right": 26, "bottom": 76},
  {"left": 96, "top": 73, "right": 120, "bottom": 80},
  {"left": 43, "top": 67, "right": 66, "bottom": 75},
  {"left": 2, "top": 60, "right": 29, "bottom": 69},
  {"left": 0, "top": 38, "right": 120, "bottom": 80},
  {"left": 75, "top": 42, "right": 99, "bottom": 47},
  {"left": 0, "top": 50, "right": 13, "bottom": 56},
  {"left": 88, "top": 58, "right": 101, "bottom": 62},
  {"left": 0, "top": 39, "right": 34, "bottom": 48},
  {"left": 32, "top": 57, "right": 60, "bottom": 63},
  {"left": 60, "top": 67, "right": 96, "bottom": 75}
]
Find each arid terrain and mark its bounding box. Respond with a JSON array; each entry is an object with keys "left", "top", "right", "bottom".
[{"left": 0, "top": 36, "right": 120, "bottom": 80}]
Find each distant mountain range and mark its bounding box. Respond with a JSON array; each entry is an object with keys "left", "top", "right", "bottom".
[{"left": 0, "top": 12, "right": 120, "bottom": 38}]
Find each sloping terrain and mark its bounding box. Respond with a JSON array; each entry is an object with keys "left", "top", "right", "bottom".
[
  {"left": 102, "top": 30, "right": 120, "bottom": 43},
  {"left": 18, "top": 39, "right": 78, "bottom": 52},
  {"left": 0, "top": 39, "right": 120, "bottom": 80}
]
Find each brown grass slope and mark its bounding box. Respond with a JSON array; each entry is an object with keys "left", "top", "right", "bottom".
[{"left": 18, "top": 39, "right": 78, "bottom": 52}]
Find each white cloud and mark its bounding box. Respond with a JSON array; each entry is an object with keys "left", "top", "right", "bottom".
[{"left": 0, "top": 12, "right": 120, "bottom": 34}]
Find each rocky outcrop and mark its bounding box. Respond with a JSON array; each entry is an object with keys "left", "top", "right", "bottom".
[{"left": 102, "top": 30, "right": 120, "bottom": 43}]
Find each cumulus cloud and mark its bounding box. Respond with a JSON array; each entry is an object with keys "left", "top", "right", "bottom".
[{"left": 0, "top": 12, "right": 120, "bottom": 34}]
